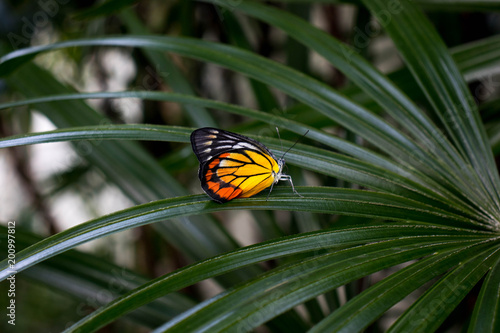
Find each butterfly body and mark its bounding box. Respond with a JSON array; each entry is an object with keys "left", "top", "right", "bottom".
[{"left": 191, "top": 127, "right": 295, "bottom": 203}]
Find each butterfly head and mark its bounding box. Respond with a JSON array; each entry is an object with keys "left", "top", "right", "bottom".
[{"left": 274, "top": 157, "right": 285, "bottom": 183}]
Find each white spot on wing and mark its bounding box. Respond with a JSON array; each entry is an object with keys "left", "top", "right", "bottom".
[
  {"left": 214, "top": 145, "right": 232, "bottom": 150},
  {"left": 234, "top": 142, "right": 256, "bottom": 150},
  {"left": 217, "top": 140, "right": 235, "bottom": 144}
]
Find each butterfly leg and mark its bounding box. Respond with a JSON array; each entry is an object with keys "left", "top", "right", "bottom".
[
  {"left": 266, "top": 182, "right": 275, "bottom": 201},
  {"left": 280, "top": 175, "right": 303, "bottom": 197}
]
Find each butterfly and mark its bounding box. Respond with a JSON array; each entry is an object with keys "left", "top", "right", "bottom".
[{"left": 190, "top": 127, "right": 302, "bottom": 203}]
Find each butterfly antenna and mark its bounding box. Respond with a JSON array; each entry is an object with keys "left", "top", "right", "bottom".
[
  {"left": 279, "top": 129, "right": 310, "bottom": 159},
  {"left": 275, "top": 127, "right": 285, "bottom": 152}
]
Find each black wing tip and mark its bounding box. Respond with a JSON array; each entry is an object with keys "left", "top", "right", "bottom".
[
  {"left": 191, "top": 127, "right": 221, "bottom": 144},
  {"left": 192, "top": 127, "right": 219, "bottom": 135}
]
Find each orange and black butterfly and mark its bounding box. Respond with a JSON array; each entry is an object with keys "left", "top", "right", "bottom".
[{"left": 191, "top": 127, "right": 301, "bottom": 203}]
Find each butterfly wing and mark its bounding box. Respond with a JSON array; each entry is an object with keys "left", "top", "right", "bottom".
[{"left": 191, "top": 128, "right": 281, "bottom": 203}]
